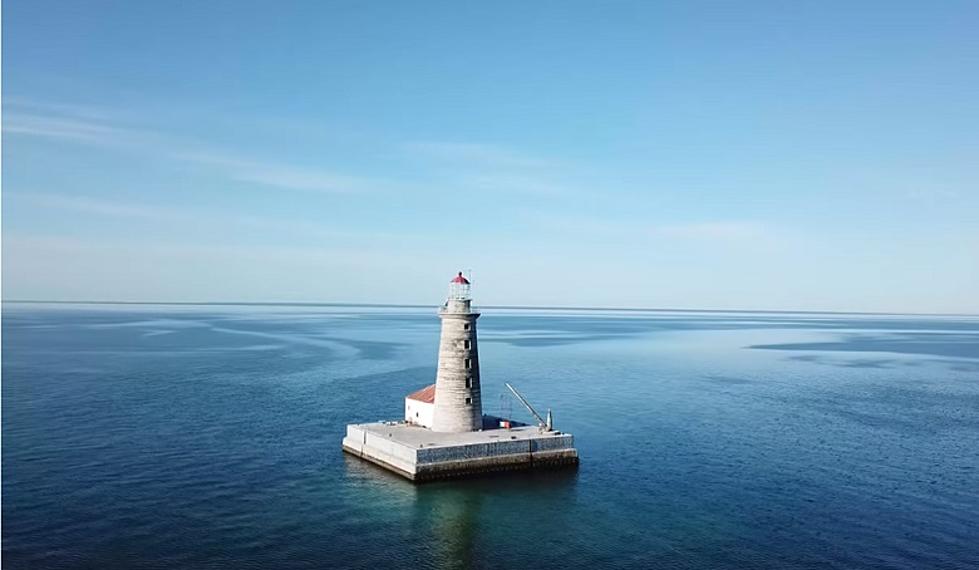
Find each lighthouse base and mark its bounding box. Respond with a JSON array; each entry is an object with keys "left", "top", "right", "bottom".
[{"left": 341, "top": 417, "right": 579, "bottom": 482}]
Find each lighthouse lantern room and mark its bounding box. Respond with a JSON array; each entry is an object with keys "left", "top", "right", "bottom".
[{"left": 448, "top": 271, "right": 471, "bottom": 300}]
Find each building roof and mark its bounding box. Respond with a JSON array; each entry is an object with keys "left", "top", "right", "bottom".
[
  {"left": 450, "top": 272, "right": 470, "bottom": 285},
  {"left": 406, "top": 383, "right": 436, "bottom": 404}
]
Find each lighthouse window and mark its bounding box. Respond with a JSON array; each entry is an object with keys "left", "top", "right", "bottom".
[
  {"left": 464, "top": 340, "right": 471, "bottom": 350},
  {"left": 465, "top": 397, "right": 472, "bottom": 405},
  {"left": 464, "top": 358, "right": 471, "bottom": 369},
  {"left": 463, "top": 323, "right": 471, "bottom": 331},
  {"left": 466, "top": 377, "right": 473, "bottom": 388}
]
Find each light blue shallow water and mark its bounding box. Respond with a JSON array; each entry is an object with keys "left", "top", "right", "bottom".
[{"left": 3, "top": 305, "right": 979, "bottom": 569}]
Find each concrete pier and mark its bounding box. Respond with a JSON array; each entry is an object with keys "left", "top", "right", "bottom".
[{"left": 342, "top": 417, "right": 579, "bottom": 482}]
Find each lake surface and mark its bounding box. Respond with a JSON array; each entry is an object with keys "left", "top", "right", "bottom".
[{"left": 3, "top": 304, "right": 979, "bottom": 569}]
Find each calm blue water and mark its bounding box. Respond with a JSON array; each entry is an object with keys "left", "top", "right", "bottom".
[{"left": 3, "top": 305, "right": 979, "bottom": 569}]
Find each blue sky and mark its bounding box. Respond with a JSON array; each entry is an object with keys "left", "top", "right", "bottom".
[{"left": 3, "top": 1, "right": 977, "bottom": 312}]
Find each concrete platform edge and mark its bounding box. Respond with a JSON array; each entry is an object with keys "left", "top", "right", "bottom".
[{"left": 341, "top": 442, "right": 578, "bottom": 482}]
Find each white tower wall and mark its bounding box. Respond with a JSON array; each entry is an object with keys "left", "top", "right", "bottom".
[{"left": 432, "top": 297, "right": 482, "bottom": 432}]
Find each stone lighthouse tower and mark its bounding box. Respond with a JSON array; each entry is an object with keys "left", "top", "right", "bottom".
[{"left": 432, "top": 272, "right": 483, "bottom": 432}]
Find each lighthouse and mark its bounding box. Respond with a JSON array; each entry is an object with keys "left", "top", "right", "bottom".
[
  {"left": 342, "top": 271, "right": 578, "bottom": 481},
  {"left": 431, "top": 272, "right": 483, "bottom": 432}
]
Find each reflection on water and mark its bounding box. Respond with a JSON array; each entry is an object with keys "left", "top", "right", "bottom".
[
  {"left": 419, "top": 486, "right": 482, "bottom": 569},
  {"left": 344, "top": 454, "right": 580, "bottom": 570}
]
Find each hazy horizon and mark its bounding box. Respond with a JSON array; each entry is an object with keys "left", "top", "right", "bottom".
[
  {"left": 5, "top": 298, "right": 979, "bottom": 318},
  {"left": 3, "top": 1, "right": 977, "bottom": 314}
]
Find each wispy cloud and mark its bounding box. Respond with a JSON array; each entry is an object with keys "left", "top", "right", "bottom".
[
  {"left": 171, "top": 151, "right": 396, "bottom": 194},
  {"left": 451, "top": 172, "right": 568, "bottom": 196},
  {"left": 8, "top": 191, "right": 408, "bottom": 243},
  {"left": 3, "top": 101, "right": 390, "bottom": 196},
  {"left": 653, "top": 221, "right": 767, "bottom": 240},
  {"left": 12, "top": 192, "right": 189, "bottom": 221},
  {"left": 4, "top": 99, "right": 587, "bottom": 200},
  {"left": 2, "top": 231, "right": 445, "bottom": 303},
  {"left": 2, "top": 99, "right": 156, "bottom": 147},
  {"left": 406, "top": 141, "right": 552, "bottom": 170},
  {"left": 2, "top": 113, "right": 137, "bottom": 144},
  {"left": 405, "top": 140, "right": 577, "bottom": 197},
  {"left": 2, "top": 98, "right": 118, "bottom": 120},
  {"left": 530, "top": 212, "right": 771, "bottom": 243}
]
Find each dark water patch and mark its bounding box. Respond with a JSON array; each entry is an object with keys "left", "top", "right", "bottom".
[
  {"left": 929, "top": 359, "right": 979, "bottom": 373},
  {"left": 752, "top": 332, "right": 979, "bottom": 359},
  {"left": 785, "top": 353, "right": 979, "bottom": 373},
  {"left": 702, "top": 375, "right": 756, "bottom": 385},
  {"left": 315, "top": 337, "right": 404, "bottom": 360},
  {"left": 837, "top": 358, "right": 897, "bottom": 369},
  {"left": 787, "top": 354, "right": 824, "bottom": 363}
]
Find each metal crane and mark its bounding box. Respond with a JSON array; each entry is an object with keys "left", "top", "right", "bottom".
[{"left": 504, "top": 382, "right": 554, "bottom": 431}]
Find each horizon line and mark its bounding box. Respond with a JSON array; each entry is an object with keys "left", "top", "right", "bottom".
[{"left": 3, "top": 299, "right": 977, "bottom": 318}]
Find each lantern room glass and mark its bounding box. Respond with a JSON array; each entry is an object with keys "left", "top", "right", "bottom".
[{"left": 448, "top": 281, "right": 471, "bottom": 300}]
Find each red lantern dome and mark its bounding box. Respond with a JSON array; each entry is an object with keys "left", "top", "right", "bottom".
[{"left": 448, "top": 271, "right": 472, "bottom": 300}]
